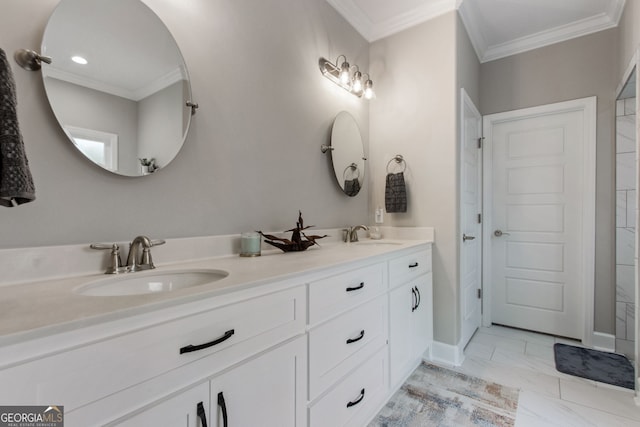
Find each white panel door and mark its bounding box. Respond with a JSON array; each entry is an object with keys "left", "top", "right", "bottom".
[
  {"left": 460, "top": 90, "right": 483, "bottom": 349},
  {"left": 484, "top": 98, "right": 596, "bottom": 340}
]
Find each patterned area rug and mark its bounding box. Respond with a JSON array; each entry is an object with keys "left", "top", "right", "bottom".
[
  {"left": 370, "top": 363, "right": 519, "bottom": 427},
  {"left": 554, "top": 343, "right": 635, "bottom": 389}
]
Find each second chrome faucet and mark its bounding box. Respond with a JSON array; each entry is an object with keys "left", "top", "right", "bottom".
[
  {"left": 344, "top": 225, "right": 369, "bottom": 243},
  {"left": 90, "top": 235, "right": 165, "bottom": 274}
]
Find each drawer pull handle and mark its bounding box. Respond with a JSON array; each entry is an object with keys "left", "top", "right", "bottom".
[
  {"left": 180, "top": 329, "right": 235, "bottom": 354},
  {"left": 346, "top": 330, "right": 365, "bottom": 344},
  {"left": 197, "top": 401, "right": 208, "bottom": 427},
  {"left": 346, "top": 282, "right": 365, "bottom": 292},
  {"left": 218, "top": 392, "right": 228, "bottom": 427},
  {"left": 415, "top": 286, "right": 421, "bottom": 310},
  {"left": 411, "top": 287, "right": 417, "bottom": 312},
  {"left": 409, "top": 262, "right": 419, "bottom": 268},
  {"left": 346, "top": 388, "right": 365, "bottom": 408}
]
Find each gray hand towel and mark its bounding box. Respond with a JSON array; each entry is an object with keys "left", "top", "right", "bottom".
[
  {"left": 0, "top": 48, "right": 35, "bottom": 207},
  {"left": 385, "top": 172, "right": 407, "bottom": 213},
  {"left": 344, "top": 178, "right": 360, "bottom": 197}
]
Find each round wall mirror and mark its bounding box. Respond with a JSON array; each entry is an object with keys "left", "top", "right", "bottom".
[
  {"left": 41, "top": 0, "right": 193, "bottom": 176},
  {"left": 330, "top": 111, "right": 366, "bottom": 197}
]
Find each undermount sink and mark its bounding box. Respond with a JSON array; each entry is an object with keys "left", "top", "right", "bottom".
[{"left": 74, "top": 269, "right": 229, "bottom": 296}]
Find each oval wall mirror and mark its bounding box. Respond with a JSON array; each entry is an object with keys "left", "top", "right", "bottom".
[
  {"left": 330, "top": 111, "right": 366, "bottom": 197},
  {"left": 41, "top": 0, "right": 193, "bottom": 176}
]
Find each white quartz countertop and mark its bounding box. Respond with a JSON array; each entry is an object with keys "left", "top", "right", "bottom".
[{"left": 0, "top": 238, "right": 432, "bottom": 346}]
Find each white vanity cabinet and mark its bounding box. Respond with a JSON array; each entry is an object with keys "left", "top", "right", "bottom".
[
  {"left": 114, "top": 335, "right": 306, "bottom": 427},
  {"left": 110, "top": 382, "right": 210, "bottom": 427},
  {"left": 388, "top": 247, "right": 433, "bottom": 388},
  {"left": 306, "top": 262, "right": 389, "bottom": 427}
]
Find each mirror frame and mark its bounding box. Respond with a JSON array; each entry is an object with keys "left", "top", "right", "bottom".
[{"left": 329, "top": 111, "right": 366, "bottom": 197}]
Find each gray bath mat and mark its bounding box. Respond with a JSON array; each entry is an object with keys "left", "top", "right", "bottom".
[{"left": 554, "top": 343, "right": 635, "bottom": 389}]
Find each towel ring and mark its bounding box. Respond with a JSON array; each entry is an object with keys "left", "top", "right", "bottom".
[
  {"left": 343, "top": 163, "right": 360, "bottom": 180},
  {"left": 386, "top": 155, "right": 406, "bottom": 173}
]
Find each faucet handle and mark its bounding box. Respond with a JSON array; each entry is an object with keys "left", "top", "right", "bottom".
[{"left": 90, "top": 243, "right": 126, "bottom": 274}]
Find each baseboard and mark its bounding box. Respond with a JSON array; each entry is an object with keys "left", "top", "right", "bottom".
[
  {"left": 591, "top": 331, "right": 616, "bottom": 352},
  {"left": 430, "top": 340, "right": 465, "bottom": 366}
]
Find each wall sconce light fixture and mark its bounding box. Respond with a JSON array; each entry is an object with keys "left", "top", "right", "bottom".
[{"left": 319, "top": 55, "right": 374, "bottom": 99}]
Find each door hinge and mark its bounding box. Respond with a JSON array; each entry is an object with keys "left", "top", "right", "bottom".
[
  {"left": 477, "top": 137, "right": 485, "bottom": 149},
  {"left": 477, "top": 288, "right": 482, "bottom": 299},
  {"left": 477, "top": 213, "right": 482, "bottom": 224}
]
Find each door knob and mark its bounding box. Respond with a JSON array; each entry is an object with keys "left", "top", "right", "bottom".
[
  {"left": 463, "top": 234, "right": 476, "bottom": 242},
  {"left": 494, "top": 229, "right": 510, "bottom": 237}
]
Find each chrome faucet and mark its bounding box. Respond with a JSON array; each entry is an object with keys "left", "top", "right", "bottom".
[
  {"left": 344, "top": 225, "right": 369, "bottom": 243},
  {"left": 126, "top": 235, "right": 165, "bottom": 272}
]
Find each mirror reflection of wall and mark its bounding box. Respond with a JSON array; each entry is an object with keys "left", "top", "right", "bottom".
[
  {"left": 615, "top": 67, "right": 636, "bottom": 360},
  {"left": 41, "top": 0, "right": 192, "bottom": 176}
]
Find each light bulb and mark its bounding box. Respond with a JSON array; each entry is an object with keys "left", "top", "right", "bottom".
[
  {"left": 352, "top": 71, "right": 363, "bottom": 93},
  {"left": 339, "top": 61, "right": 350, "bottom": 85},
  {"left": 364, "top": 80, "right": 374, "bottom": 99}
]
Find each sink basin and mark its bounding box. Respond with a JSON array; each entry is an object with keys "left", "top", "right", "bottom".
[{"left": 75, "top": 269, "right": 229, "bottom": 296}]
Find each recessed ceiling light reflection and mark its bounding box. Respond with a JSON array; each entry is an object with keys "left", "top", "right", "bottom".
[{"left": 71, "top": 56, "right": 88, "bottom": 65}]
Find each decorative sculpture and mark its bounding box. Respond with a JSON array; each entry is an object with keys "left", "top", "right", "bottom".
[{"left": 258, "top": 211, "right": 327, "bottom": 252}]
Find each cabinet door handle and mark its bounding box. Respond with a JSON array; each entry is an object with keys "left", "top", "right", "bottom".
[
  {"left": 197, "top": 401, "right": 208, "bottom": 427},
  {"left": 217, "top": 392, "right": 228, "bottom": 427},
  {"left": 415, "top": 286, "right": 421, "bottom": 310},
  {"left": 180, "top": 329, "right": 235, "bottom": 354},
  {"left": 346, "top": 330, "right": 365, "bottom": 344},
  {"left": 409, "top": 262, "right": 419, "bottom": 268},
  {"left": 411, "top": 287, "right": 417, "bottom": 312},
  {"left": 346, "top": 388, "right": 365, "bottom": 408},
  {"left": 346, "top": 282, "right": 365, "bottom": 292}
]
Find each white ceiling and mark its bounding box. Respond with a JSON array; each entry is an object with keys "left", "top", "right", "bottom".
[{"left": 326, "top": 0, "right": 626, "bottom": 62}]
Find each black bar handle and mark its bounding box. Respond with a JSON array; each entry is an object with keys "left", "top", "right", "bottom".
[
  {"left": 180, "top": 329, "right": 235, "bottom": 354},
  {"left": 218, "top": 392, "right": 228, "bottom": 427},
  {"left": 409, "top": 262, "right": 419, "bottom": 268},
  {"left": 415, "top": 286, "right": 421, "bottom": 309},
  {"left": 346, "top": 282, "right": 365, "bottom": 292},
  {"left": 197, "top": 401, "right": 208, "bottom": 427},
  {"left": 411, "top": 287, "right": 417, "bottom": 312},
  {"left": 346, "top": 388, "right": 365, "bottom": 408},
  {"left": 346, "top": 330, "right": 365, "bottom": 344}
]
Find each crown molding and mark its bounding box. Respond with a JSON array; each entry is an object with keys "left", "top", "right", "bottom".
[
  {"left": 459, "top": 0, "right": 626, "bottom": 63},
  {"left": 44, "top": 67, "right": 185, "bottom": 101},
  {"left": 480, "top": 11, "right": 622, "bottom": 63},
  {"left": 326, "top": 0, "right": 457, "bottom": 42}
]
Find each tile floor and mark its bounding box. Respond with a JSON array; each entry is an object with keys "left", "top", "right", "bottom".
[{"left": 436, "top": 325, "right": 640, "bottom": 426}]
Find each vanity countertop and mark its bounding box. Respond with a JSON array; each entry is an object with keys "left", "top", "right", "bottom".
[{"left": 0, "top": 238, "right": 432, "bottom": 347}]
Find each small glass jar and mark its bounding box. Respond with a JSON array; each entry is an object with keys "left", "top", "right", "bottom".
[
  {"left": 369, "top": 226, "right": 382, "bottom": 240},
  {"left": 240, "top": 232, "right": 261, "bottom": 257}
]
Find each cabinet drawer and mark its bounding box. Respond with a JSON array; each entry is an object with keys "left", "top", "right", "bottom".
[
  {"left": 309, "top": 347, "right": 388, "bottom": 427},
  {"left": 389, "top": 247, "right": 431, "bottom": 288},
  {"left": 308, "top": 263, "right": 385, "bottom": 325},
  {"left": 0, "top": 286, "right": 305, "bottom": 412},
  {"left": 308, "top": 295, "right": 387, "bottom": 399}
]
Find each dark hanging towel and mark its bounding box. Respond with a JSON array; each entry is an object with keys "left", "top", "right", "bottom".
[
  {"left": 0, "top": 48, "right": 35, "bottom": 207},
  {"left": 344, "top": 178, "right": 360, "bottom": 197},
  {"left": 385, "top": 172, "right": 407, "bottom": 213}
]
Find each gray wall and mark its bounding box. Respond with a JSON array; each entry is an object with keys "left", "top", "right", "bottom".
[
  {"left": 1, "top": 0, "right": 370, "bottom": 248},
  {"left": 480, "top": 29, "right": 618, "bottom": 334},
  {"left": 369, "top": 12, "right": 460, "bottom": 345},
  {"left": 137, "top": 80, "right": 184, "bottom": 169},
  {"left": 44, "top": 77, "right": 139, "bottom": 175}
]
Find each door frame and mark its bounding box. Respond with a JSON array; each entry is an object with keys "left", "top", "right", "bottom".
[
  {"left": 459, "top": 88, "right": 483, "bottom": 349},
  {"left": 481, "top": 97, "right": 597, "bottom": 347}
]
